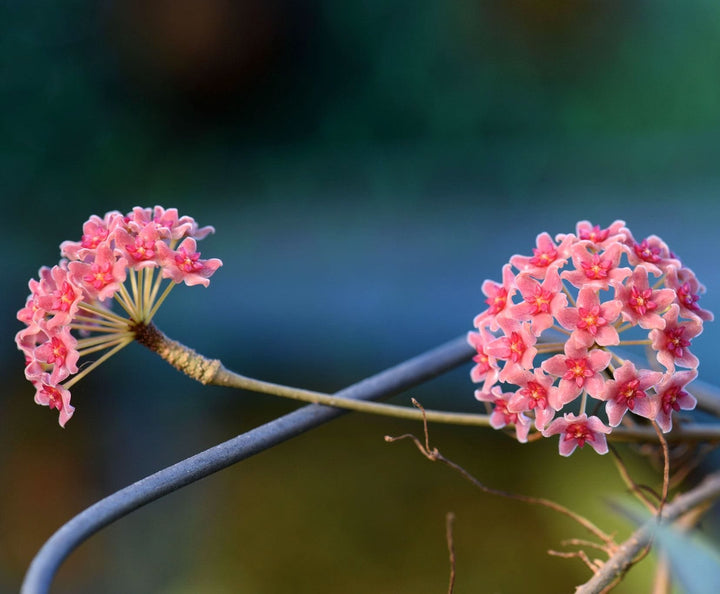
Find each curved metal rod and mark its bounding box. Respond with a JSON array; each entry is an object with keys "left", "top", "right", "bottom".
[{"left": 21, "top": 335, "right": 476, "bottom": 594}]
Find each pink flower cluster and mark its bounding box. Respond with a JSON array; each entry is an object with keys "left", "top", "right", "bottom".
[
  {"left": 16, "top": 206, "right": 222, "bottom": 427},
  {"left": 468, "top": 220, "right": 712, "bottom": 456}
]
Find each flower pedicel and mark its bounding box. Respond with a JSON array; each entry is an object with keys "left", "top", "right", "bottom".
[
  {"left": 16, "top": 207, "right": 222, "bottom": 426},
  {"left": 469, "top": 220, "right": 712, "bottom": 455}
]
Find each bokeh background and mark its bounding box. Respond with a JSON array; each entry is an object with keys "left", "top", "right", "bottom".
[{"left": 2, "top": 1, "right": 720, "bottom": 592}]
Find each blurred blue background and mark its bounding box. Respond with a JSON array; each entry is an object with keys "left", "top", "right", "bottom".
[{"left": 2, "top": 1, "right": 720, "bottom": 592}]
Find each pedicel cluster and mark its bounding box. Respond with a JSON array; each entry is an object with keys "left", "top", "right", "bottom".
[
  {"left": 16, "top": 206, "right": 223, "bottom": 427},
  {"left": 468, "top": 220, "right": 712, "bottom": 456}
]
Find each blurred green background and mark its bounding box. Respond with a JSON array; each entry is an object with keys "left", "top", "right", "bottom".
[{"left": 2, "top": 1, "right": 720, "bottom": 592}]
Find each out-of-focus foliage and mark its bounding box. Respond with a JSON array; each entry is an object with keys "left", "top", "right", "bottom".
[{"left": 3, "top": 0, "right": 720, "bottom": 224}]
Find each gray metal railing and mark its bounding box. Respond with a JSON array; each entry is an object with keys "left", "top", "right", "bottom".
[{"left": 21, "top": 334, "right": 475, "bottom": 594}]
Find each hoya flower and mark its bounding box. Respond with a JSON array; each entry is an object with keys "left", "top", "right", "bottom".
[
  {"left": 114, "top": 224, "right": 162, "bottom": 269},
  {"left": 665, "top": 266, "right": 714, "bottom": 322},
  {"left": 32, "top": 376, "right": 75, "bottom": 428},
  {"left": 559, "top": 219, "right": 630, "bottom": 249},
  {"left": 542, "top": 413, "right": 612, "bottom": 456},
  {"left": 485, "top": 319, "right": 537, "bottom": 382},
  {"left": 156, "top": 237, "right": 223, "bottom": 287},
  {"left": 16, "top": 206, "right": 222, "bottom": 427},
  {"left": 615, "top": 267, "right": 675, "bottom": 330},
  {"left": 541, "top": 344, "right": 612, "bottom": 409},
  {"left": 468, "top": 220, "right": 711, "bottom": 453},
  {"left": 649, "top": 304, "right": 702, "bottom": 372},
  {"left": 555, "top": 287, "right": 621, "bottom": 349},
  {"left": 33, "top": 326, "right": 80, "bottom": 385},
  {"left": 594, "top": 361, "right": 663, "bottom": 427},
  {"left": 654, "top": 370, "right": 698, "bottom": 432},
  {"left": 68, "top": 244, "right": 128, "bottom": 301},
  {"left": 473, "top": 264, "right": 516, "bottom": 331},
  {"left": 126, "top": 206, "right": 215, "bottom": 241},
  {"left": 625, "top": 234, "right": 681, "bottom": 276},
  {"left": 509, "top": 232, "right": 573, "bottom": 278},
  {"left": 17, "top": 324, "right": 50, "bottom": 381},
  {"left": 60, "top": 211, "right": 123, "bottom": 261},
  {"left": 467, "top": 328, "right": 500, "bottom": 393},
  {"left": 475, "top": 386, "right": 532, "bottom": 443},
  {"left": 561, "top": 242, "right": 630, "bottom": 291},
  {"left": 510, "top": 267, "right": 568, "bottom": 336},
  {"left": 505, "top": 368, "right": 557, "bottom": 431},
  {"left": 35, "top": 264, "right": 85, "bottom": 331}
]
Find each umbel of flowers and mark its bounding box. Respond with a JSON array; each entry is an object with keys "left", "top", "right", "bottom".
[
  {"left": 16, "top": 207, "right": 222, "bottom": 427},
  {"left": 468, "top": 220, "right": 713, "bottom": 456}
]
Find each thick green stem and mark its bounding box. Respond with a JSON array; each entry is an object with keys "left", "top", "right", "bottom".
[
  {"left": 133, "top": 322, "right": 492, "bottom": 427},
  {"left": 133, "top": 322, "right": 220, "bottom": 384},
  {"left": 133, "top": 322, "right": 720, "bottom": 442}
]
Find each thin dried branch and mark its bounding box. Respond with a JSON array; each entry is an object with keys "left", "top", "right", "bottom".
[
  {"left": 385, "top": 399, "right": 616, "bottom": 548},
  {"left": 561, "top": 538, "right": 615, "bottom": 553},
  {"left": 446, "top": 512, "right": 456, "bottom": 594},
  {"left": 548, "top": 549, "right": 601, "bottom": 573},
  {"left": 668, "top": 442, "right": 720, "bottom": 489},
  {"left": 650, "top": 554, "right": 671, "bottom": 594},
  {"left": 651, "top": 421, "right": 670, "bottom": 516},
  {"left": 575, "top": 470, "right": 720, "bottom": 594},
  {"left": 609, "top": 445, "right": 658, "bottom": 513}
]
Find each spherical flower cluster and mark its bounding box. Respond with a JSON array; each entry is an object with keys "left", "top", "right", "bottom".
[
  {"left": 468, "top": 220, "right": 712, "bottom": 456},
  {"left": 16, "top": 206, "right": 222, "bottom": 427}
]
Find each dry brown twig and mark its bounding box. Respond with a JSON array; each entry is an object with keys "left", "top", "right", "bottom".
[
  {"left": 547, "top": 548, "right": 602, "bottom": 573},
  {"left": 445, "top": 512, "right": 456, "bottom": 594},
  {"left": 385, "top": 399, "right": 720, "bottom": 593},
  {"left": 384, "top": 399, "right": 620, "bottom": 577}
]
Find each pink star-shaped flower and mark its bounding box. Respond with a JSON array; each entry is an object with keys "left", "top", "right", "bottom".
[
  {"left": 467, "top": 328, "right": 500, "bottom": 393},
  {"left": 60, "top": 211, "right": 123, "bottom": 261},
  {"left": 473, "top": 264, "right": 516, "bottom": 331},
  {"left": 115, "top": 224, "right": 161, "bottom": 269},
  {"left": 615, "top": 267, "right": 675, "bottom": 330},
  {"left": 35, "top": 264, "right": 84, "bottom": 331},
  {"left": 485, "top": 319, "right": 537, "bottom": 381},
  {"left": 33, "top": 325, "right": 80, "bottom": 385},
  {"left": 595, "top": 361, "right": 663, "bottom": 426},
  {"left": 505, "top": 367, "right": 558, "bottom": 430},
  {"left": 541, "top": 343, "right": 612, "bottom": 409},
  {"left": 665, "top": 266, "right": 714, "bottom": 322},
  {"left": 475, "top": 386, "right": 532, "bottom": 443},
  {"left": 625, "top": 234, "right": 681, "bottom": 276},
  {"left": 510, "top": 232, "right": 573, "bottom": 279},
  {"left": 126, "top": 206, "right": 216, "bottom": 241},
  {"left": 654, "top": 370, "right": 698, "bottom": 432},
  {"left": 649, "top": 304, "right": 702, "bottom": 371},
  {"left": 17, "top": 271, "right": 51, "bottom": 328},
  {"left": 564, "top": 220, "right": 630, "bottom": 249},
  {"left": 510, "top": 267, "right": 568, "bottom": 336},
  {"left": 68, "top": 244, "right": 128, "bottom": 301},
  {"left": 542, "top": 413, "right": 611, "bottom": 456},
  {"left": 17, "top": 324, "right": 49, "bottom": 382},
  {"left": 32, "top": 375, "right": 75, "bottom": 427},
  {"left": 561, "top": 243, "right": 631, "bottom": 291},
  {"left": 157, "top": 237, "right": 223, "bottom": 287},
  {"left": 556, "top": 287, "right": 621, "bottom": 349}
]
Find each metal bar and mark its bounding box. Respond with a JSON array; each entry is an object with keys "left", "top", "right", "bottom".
[{"left": 22, "top": 334, "right": 475, "bottom": 594}]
